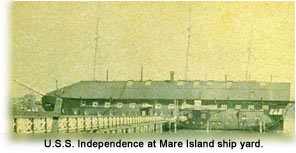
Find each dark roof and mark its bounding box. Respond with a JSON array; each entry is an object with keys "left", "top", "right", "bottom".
[{"left": 46, "top": 80, "right": 290, "bottom": 101}]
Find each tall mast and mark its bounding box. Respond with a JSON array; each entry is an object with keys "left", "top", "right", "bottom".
[
  {"left": 93, "top": 18, "right": 100, "bottom": 80},
  {"left": 185, "top": 7, "right": 192, "bottom": 81},
  {"left": 245, "top": 26, "right": 253, "bottom": 81}
]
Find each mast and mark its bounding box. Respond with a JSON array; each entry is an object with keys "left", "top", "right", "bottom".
[
  {"left": 106, "top": 69, "right": 109, "bottom": 81},
  {"left": 93, "top": 18, "right": 100, "bottom": 80},
  {"left": 185, "top": 7, "right": 192, "bottom": 81},
  {"left": 245, "top": 46, "right": 251, "bottom": 81},
  {"left": 140, "top": 65, "right": 143, "bottom": 81},
  {"left": 245, "top": 26, "right": 253, "bottom": 81}
]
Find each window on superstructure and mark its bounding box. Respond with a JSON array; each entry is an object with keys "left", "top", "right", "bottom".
[
  {"left": 248, "top": 105, "right": 255, "bottom": 110},
  {"left": 194, "top": 100, "right": 202, "bottom": 106},
  {"left": 104, "top": 102, "right": 111, "bottom": 108},
  {"left": 92, "top": 101, "right": 98, "bottom": 107},
  {"left": 116, "top": 103, "right": 123, "bottom": 108},
  {"left": 262, "top": 105, "right": 269, "bottom": 110},
  {"left": 168, "top": 104, "right": 175, "bottom": 110},
  {"left": 80, "top": 101, "right": 86, "bottom": 107},
  {"left": 129, "top": 103, "right": 136, "bottom": 109},
  {"left": 235, "top": 104, "right": 241, "bottom": 110},
  {"left": 155, "top": 104, "right": 162, "bottom": 109}
]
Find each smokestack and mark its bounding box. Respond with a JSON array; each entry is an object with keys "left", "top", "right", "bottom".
[
  {"left": 224, "top": 75, "right": 227, "bottom": 82},
  {"left": 140, "top": 65, "right": 143, "bottom": 81},
  {"left": 170, "top": 71, "right": 175, "bottom": 81},
  {"left": 106, "top": 69, "right": 109, "bottom": 81},
  {"left": 56, "top": 80, "right": 59, "bottom": 90}
]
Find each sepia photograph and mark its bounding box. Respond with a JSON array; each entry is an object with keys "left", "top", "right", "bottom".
[{"left": 10, "top": 1, "right": 294, "bottom": 140}]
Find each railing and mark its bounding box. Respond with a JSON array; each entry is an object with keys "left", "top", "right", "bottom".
[{"left": 12, "top": 115, "right": 175, "bottom": 135}]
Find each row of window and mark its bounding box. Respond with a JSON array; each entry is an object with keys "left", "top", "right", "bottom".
[
  {"left": 80, "top": 101, "right": 176, "bottom": 109},
  {"left": 126, "top": 81, "right": 269, "bottom": 88},
  {"left": 80, "top": 101, "right": 269, "bottom": 110}
]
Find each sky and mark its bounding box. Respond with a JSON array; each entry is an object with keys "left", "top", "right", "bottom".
[{"left": 10, "top": 2, "right": 294, "bottom": 99}]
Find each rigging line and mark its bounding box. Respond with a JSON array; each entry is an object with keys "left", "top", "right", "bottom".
[{"left": 13, "top": 79, "right": 45, "bottom": 96}]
